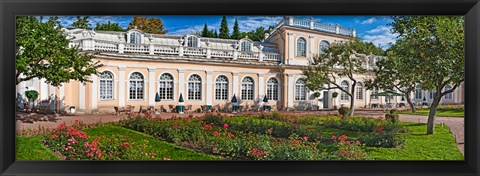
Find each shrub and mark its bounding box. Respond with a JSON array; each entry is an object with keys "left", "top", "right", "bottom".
[
  {"left": 359, "top": 133, "right": 404, "bottom": 148},
  {"left": 338, "top": 107, "right": 350, "bottom": 116},
  {"left": 203, "top": 114, "right": 225, "bottom": 125},
  {"left": 331, "top": 135, "right": 368, "bottom": 160}
]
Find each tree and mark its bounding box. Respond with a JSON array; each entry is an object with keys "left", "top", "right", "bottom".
[
  {"left": 95, "top": 21, "right": 124, "bottom": 32},
  {"left": 71, "top": 16, "right": 91, "bottom": 29},
  {"left": 231, "top": 18, "right": 241, "bottom": 39},
  {"left": 128, "top": 16, "right": 168, "bottom": 34},
  {"left": 201, "top": 23, "right": 210, "bottom": 37},
  {"left": 16, "top": 16, "right": 102, "bottom": 87},
  {"left": 213, "top": 30, "right": 218, "bottom": 38},
  {"left": 365, "top": 38, "right": 419, "bottom": 114},
  {"left": 303, "top": 39, "right": 380, "bottom": 117},
  {"left": 388, "top": 16, "right": 464, "bottom": 134},
  {"left": 219, "top": 16, "right": 229, "bottom": 39}
]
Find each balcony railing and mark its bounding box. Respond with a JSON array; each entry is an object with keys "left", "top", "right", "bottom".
[
  {"left": 280, "top": 17, "right": 356, "bottom": 37},
  {"left": 74, "top": 39, "right": 282, "bottom": 62}
]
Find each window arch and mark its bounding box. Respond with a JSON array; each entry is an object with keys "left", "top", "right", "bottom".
[
  {"left": 99, "top": 71, "right": 114, "bottom": 100},
  {"left": 159, "top": 73, "right": 174, "bottom": 100},
  {"left": 372, "top": 87, "right": 379, "bottom": 100},
  {"left": 296, "top": 37, "right": 306, "bottom": 57},
  {"left": 295, "top": 79, "right": 307, "bottom": 101},
  {"left": 319, "top": 40, "right": 330, "bottom": 54},
  {"left": 356, "top": 82, "right": 363, "bottom": 100},
  {"left": 186, "top": 36, "right": 198, "bottom": 47},
  {"left": 241, "top": 77, "right": 254, "bottom": 100},
  {"left": 445, "top": 85, "right": 453, "bottom": 99},
  {"left": 130, "top": 32, "right": 141, "bottom": 44},
  {"left": 215, "top": 75, "right": 229, "bottom": 101},
  {"left": 240, "top": 41, "right": 251, "bottom": 52},
  {"left": 340, "top": 81, "right": 349, "bottom": 101},
  {"left": 188, "top": 74, "right": 202, "bottom": 100},
  {"left": 129, "top": 72, "right": 144, "bottom": 100},
  {"left": 266, "top": 78, "right": 279, "bottom": 101},
  {"left": 415, "top": 85, "right": 423, "bottom": 100}
]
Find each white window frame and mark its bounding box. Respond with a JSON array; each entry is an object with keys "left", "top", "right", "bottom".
[
  {"left": 444, "top": 85, "right": 453, "bottom": 100},
  {"left": 130, "top": 32, "right": 141, "bottom": 44},
  {"left": 186, "top": 36, "right": 199, "bottom": 47},
  {"left": 215, "top": 75, "right": 229, "bottom": 101},
  {"left": 415, "top": 85, "right": 423, "bottom": 100},
  {"left": 319, "top": 40, "right": 330, "bottom": 55},
  {"left": 99, "top": 71, "right": 114, "bottom": 100},
  {"left": 296, "top": 37, "right": 306, "bottom": 57},
  {"left": 340, "top": 81, "right": 349, "bottom": 101},
  {"left": 241, "top": 77, "right": 255, "bottom": 101},
  {"left": 372, "top": 87, "right": 379, "bottom": 100},
  {"left": 356, "top": 82, "right": 363, "bottom": 100},
  {"left": 295, "top": 79, "right": 307, "bottom": 101},
  {"left": 128, "top": 72, "right": 144, "bottom": 100},
  {"left": 266, "top": 77, "right": 279, "bottom": 101},
  {"left": 188, "top": 74, "right": 202, "bottom": 101},
  {"left": 159, "top": 73, "right": 174, "bottom": 101}
]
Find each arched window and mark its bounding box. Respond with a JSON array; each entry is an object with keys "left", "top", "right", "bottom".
[
  {"left": 240, "top": 41, "right": 251, "bottom": 52},
  {"left": 430, "top": 89, "right": 436, "bottom": 99},
  {"left": 130, "top": 32, "right": 141, "bottom": 44},
  {"left": 215, "top": 75, "right": 229, "bottom": 100},
  {"left": 99, "top": 71, "right": 114, "bottom": 100},
  {"left": 340, "top": 81, "right": 349, "bottom": 101},
  {"left": 188, "top": 74, "right": 202, "bottom": 100},
  {"left": 295, "top": 79, "right": 307, "bottom": 101},
  {"left": 241, "top": 77, "right": 254, "bottom": 100},
  {"left": 356, "top": 82, "right": 363, "bottom": 100},
  {"left": 415, "top": 85, "right": 423, "bottom": 100},
  {"left": 159, "top": 73, "right": 174, "bottom": 100},
  {"left": 129, "top": 72, "right": 144, "bottom": 100},
  {"left": 319, "top": 40, "right": 330, "bottom": 54},
  {"left": 372, "top": 87, "right": 379, "bottom": 100},
  {"left": 186, "top": 36, "right": 198, "bottom": 47},
  {"left": 266, "top": 78, "right": 279, "bottom": 101},
  {"left": 445, "top": 85, "right": 453, "bottom": 99},
  {"left": 296, "top": 37, "right": 306, "bottom": 57}
]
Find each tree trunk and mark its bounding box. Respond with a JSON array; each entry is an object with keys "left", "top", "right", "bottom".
[
  {"left": 349, "top": 95, "right": 355, "bottom": 117},
  {"left": 426, "top": 94, "right": 441, "bottom": 134},
  {"left": 405, "top": 94, "right": 416, "bottom": 113}
]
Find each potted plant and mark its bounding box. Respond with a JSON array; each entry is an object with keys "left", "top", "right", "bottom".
[
  {"left": 313, "top": 92, "right": 321, "bottom": 98},
  {"left": 332, "top": 92, "right": 338, "bottom": 109},
  {"left": 69, "top": 106, "right": 76, "bottom": 114},
  {"left": 24, "top": 90, "right": 38, "bottom": 110}
]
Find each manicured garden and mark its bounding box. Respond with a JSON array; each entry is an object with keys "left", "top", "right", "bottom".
[
  {"left": 398, "top": 105, "right": 464, "bottom": 117},
  {"left": 16, "top": 111, "right": 463, "bottom": 160}
]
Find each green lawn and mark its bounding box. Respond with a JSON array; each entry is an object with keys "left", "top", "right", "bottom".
[
  {"left": 398, "top": 109, "right": 464, "bottom": 117},
  {"left": 16, "top": 136, "right": 60, "bottom": 160},
  {"left": 84, "top": 125, "right": 220, "bottom": 160},
  {"left": 366, "top": 122, "right": 463, "bottom": 160}
]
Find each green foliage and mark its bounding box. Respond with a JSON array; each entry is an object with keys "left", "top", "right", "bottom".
[
  {"left": 200, "top": 23, "right": 215, "bottom": 38},
  {"left": 219, "top": 16, "right": 229, "bottom": 39},
  {"left": 231, "top": 18, "right": 241, "bottom": 39},
  {"left": 314, "top": 92, "right": 321, "bottom": 97},
  {"left": 359, "top": 133, "right": 404, "bottom": 148},
  {"left": 16, "top": 16, "right": 102, "bottom": 86},
  {"left": 128, "top": 16, "right": 168, "bottom": 34},
  {"left": 338, "top": 107, "right": 350, "bottom": 116},
  {"left": 94, "top": 21, "right": 124, "bottom": 32},
  {"left": 332, "top": 92, "right": 339, "bottom": 98},
  {"left": 71, "top": 16, "right": 91, "bottom": 29},
  {"left": 24, "top": 90, "right": 39, "bottom": 100}
]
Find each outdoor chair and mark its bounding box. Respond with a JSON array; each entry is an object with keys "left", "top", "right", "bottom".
[
  {"left": 185, "top": 105, "right": 193, "bottom": 113},
  {"left": 168, "top": 105, "right": 175, "bottom": 113},
  {"left": 114, "top": 106, "right": 124, "bottom": 116}
]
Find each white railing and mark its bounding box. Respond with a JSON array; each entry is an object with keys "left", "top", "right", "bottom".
[
  {"left": 292, "top": 18, "right": 310, "bottom": 28},
  {"left": 313, "top": 23, "right": 336, "bottom": 33},
  {"left": 124, "top": 44, "right": 149, "bottom": 54},
  {"left": 264, "top": 53, "right": 282, "bottom": 61},
  {"left": 339, "top": 28, "right": 354, "bottom": 36},
  {"left": 184, "top": 47, "right": 207, "bottom": 56},
  {"left": 211, "top": 49, "right": 234, "bottom": 58},
  {"left": 95, "top": 40, "right": 118, "bottom": 52},
  {"left": 153, "top": 45, "right": 179, "bottom": 55},
  {"left": 282, "top": 17, "right": 355, "bottom": 37},
  {"left": 238, "top": 52, "right": 260, "bottom": 60}
]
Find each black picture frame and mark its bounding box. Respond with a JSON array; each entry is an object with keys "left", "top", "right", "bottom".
[{"left": 1, "top": 0, "right": 479, "bottom": 176}]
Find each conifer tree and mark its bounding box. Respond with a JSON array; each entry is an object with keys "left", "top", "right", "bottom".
[
  {"left": 231, "top": 18, "right": 240, "bottom": 39},
  {"left": 219, "top": 16, "right": 229, "bottom": 39}
]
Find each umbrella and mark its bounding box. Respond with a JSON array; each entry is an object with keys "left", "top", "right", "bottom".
[
  {"left": 231, "top": 94, "right": 238, "bottom": 103},
  {"left": 263, "top": 95, "right": 269, "bottom": 103},
  {"left": 155, "top": 92, "right": 161, "bottom": 102},
  {"left": 179, "top": 93, "right": 184, "bottom": 103},
  {"left": 370, "top": 90, "right": 405, "bottom": 104}
]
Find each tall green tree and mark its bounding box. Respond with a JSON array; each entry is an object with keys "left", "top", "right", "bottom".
[
  {"left": 388, "top": 16, "right": 464, "bottom": 134},
  {"left": 94, "top": 21, "right": 124, "bottom": 32},
  {"left": 16, "top": 16, "right": 102, "bottom": 86},
  {"left": 71, "top": 16, "right": 91, "bottom": 29},
  {"left": 303, "top": 39, "right": 377, "bottom": 117},
  {"left": 213, "top": 30, "right": 218, "bottom": 38},
  {"left": 128, "top": 16, "right": 168, "bottom": 34},
  {"left": 201, "top": 23, "right": 210, "bottom": 37},
  {"left": 231, "top": 18, "right": 241, "bottom": 39},
  {"left": 219, "top": 16, "right": 229, "bottom": 39}
]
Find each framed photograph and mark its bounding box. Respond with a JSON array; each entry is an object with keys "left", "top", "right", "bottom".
[{"left": 1, "top": 0, "right": 479, "bottom": 176}]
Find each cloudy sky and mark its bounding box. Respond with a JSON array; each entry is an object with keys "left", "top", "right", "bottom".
[{"left": 44, "top": 16, "right": 398, "bottom": 49}]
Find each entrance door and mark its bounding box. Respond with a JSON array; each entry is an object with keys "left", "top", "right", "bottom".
[{"left": 323, "top": 91, "right": 329, "bottom": 108}]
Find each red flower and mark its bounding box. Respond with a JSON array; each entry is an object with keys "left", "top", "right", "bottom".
[
  {"left": 163, "top": 157, "right": 171, "bottom": 160},
  {"left": 212, "top": 147, "right": 217, "bottom": 151},
  {"left": 303, "top": 136, "right": 308, "bottom": 141},
  {"left": 203, "top": 124, "right": 213, "bottom": 131},
  {"left": 348, "top": 116, "right": 352, "bottom": 119},
  {"left": 223, "top": 123, "right": 229, "bottom": 130},
  {"left": 213, "top": 131, "right": 220, "bottom": 137}
]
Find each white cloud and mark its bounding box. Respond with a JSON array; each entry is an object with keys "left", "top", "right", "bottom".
[
  {"left": 362, "top": 25, "right": 398, "bottom": 49},
  {"left": 361, "top": 17, "right": 376, "bottom": 24}
]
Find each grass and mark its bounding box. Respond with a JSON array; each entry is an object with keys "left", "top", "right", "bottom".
[
  {"left": 397, "top": 109, "right": 464, "bottom": 117},
  {"left": 16, "top": 136, "right": 60, "bottom": 160},
  {"left": 84, "top": 125, "right": 220, "bottom": 160},
  {"left": 366, "top": 122, "right": 463, "bottom": 160}
]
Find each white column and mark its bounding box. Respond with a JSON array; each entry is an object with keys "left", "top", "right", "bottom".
[
  {"left": 40, "top": 78, "right": 48, "bottom": 100},
  {"left": 232, "top": 72, "right": 239, "bottom": 97},
  {"left": 79, "top": 83, "right": 85, "bottom": 110},
  {"left": 178, "top": 69, "right": 185, "bottom": 98},
  {"left": 91, "top": 74, "right": 98, "bottom": 110},
  {"left": 287, "top": 74, "right": 294, "bottom": 108},
  {"left": 365, "top": 89, "right": 371, "bottom": 107},
  {"left": 309, "top": 36, "right": 315, "bottom": 59},
  {"left": 206, "top": 71, "right": 213, "bottom": 105},
  {"left": 258, "top": 73, "right": 265, "bottom": 101},
  {"left": 59, "top": 83, "right": 65, "bottom": 111},
  {"left": 288, "top": 33, "right": 295, "bottom": 62},
  {"left": 118, "top": 66, "right": 126, "bottom": 107},
  {"left": 148, "top": 68, "right": 156, "bottom": 106}
]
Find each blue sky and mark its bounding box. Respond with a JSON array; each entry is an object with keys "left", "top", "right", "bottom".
[{"left": 45, "top": 16, "right": 398, "bottom": 49}]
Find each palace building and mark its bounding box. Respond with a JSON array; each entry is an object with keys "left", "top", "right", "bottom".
[{"left": 16, "top": 16, "right": 465, "bottom": 113}]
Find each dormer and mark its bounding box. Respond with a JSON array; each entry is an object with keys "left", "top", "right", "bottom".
[
  {"left": 184, "top": 34, "right": 200, "bottom": 47},
  {"left": 126, "top": 29, "right": 144, "bottom": 44},
  {"left": 239, "top": 37, "right": 254, "bottom": 52}
]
